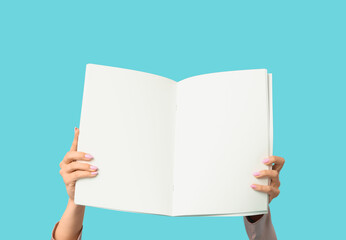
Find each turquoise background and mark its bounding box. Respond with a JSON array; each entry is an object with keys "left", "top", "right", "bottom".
[{"left": 1, "top": 0, "right": 345, "bottom": 239}]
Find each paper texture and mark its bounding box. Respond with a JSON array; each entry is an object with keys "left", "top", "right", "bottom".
[
  {"left": 172, "top": 70, "right": 269, "bottom": 216},
  {"left": 74, "top": 64, "right": 273, "bottom": 217},
  {"left": 74, "top": 64, "right": 176, "bottom": 215}
]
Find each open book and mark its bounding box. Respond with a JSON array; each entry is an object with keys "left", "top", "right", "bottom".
[{"left": 74, "top": 64, "right": 273, "bottom": 217}]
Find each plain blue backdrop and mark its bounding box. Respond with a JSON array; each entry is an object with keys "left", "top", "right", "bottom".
[{"left": 1, "top": 1, "right": 345, "bottom": 239}]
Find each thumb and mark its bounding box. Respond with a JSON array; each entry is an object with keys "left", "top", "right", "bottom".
[{"left": 70, "top": 127, "right": 80, "bottom": 152}]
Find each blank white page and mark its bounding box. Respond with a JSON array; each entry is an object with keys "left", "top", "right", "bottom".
[
  {"left": 74, "top": 64, "right": 176, "bottom": 215},
  {"left": 172, "top": 69, "right": 270, "bottom": 216}
]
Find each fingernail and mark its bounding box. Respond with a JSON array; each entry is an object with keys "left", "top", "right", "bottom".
[
  {"left": 90, "top": 165, "right": 98, "bottom": 170},
  {"left": 251, "top": 184, "right": 257, "bottom": 189},
  {"left": 253, "top": 172, "right": 260, "bottom": 176},
  {"left": 85, "top": 154, "right": 94, "bottom": 159},
  {"left": 262, "top": 158, "right": 269, "bottom": 163},
  {"left": 91, "top": 171, "right": 98, "bottom": 175},
  {"left": 74, "top": 127, "right": 77, "bottom": 131}
]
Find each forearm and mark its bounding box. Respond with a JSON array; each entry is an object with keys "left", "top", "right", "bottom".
[{"left": 54, "top": 199, "right": 85, "bottom": 240}]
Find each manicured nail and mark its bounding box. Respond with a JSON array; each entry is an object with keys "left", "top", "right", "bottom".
[
  {"left": 74, "top": 127, "right": 77, "bottom": 131},
  {"left": 253, "top": 172, "right": 260, "bottom": 176},
  {"left": 262, "top": 158, "right": 269, "bottom": 163},
  {"left": 90, "top": 165, "right": 98, "bottom": 170},
  {"left": 251, "top": 184, "right": 257, "bottom": 189},
  {"left": 91, "top": 171, "right": 98, "bottom": 175},
  {"left": 85, "top": 154, "right": 94, "bottom": 159}
]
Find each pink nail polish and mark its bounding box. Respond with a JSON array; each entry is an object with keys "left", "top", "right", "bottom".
[
  {"left": 253, "top": 172, "right": 260, "bottom": 176},
  {"left": 74, "top": 127, "right": 77, "bottom": 131},
  {"left": 262, "top": 158, "right": 269, "bottom": 163},
  {"left": 90, "top": 165, "right": 98, "bottom": 170},
  {"left": 251, "top": 184, "right": 256, "bottom": 189},
  {"left": 91, "top": 171, "right": 98, "bottom": 175},
  {"left": 85, "top": 154, "right": 94, "bottom": 159}
]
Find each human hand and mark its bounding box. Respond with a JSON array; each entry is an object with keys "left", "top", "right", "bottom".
[
  {"left": 59, "top": 127, "right": 98, "bottom": 201},
  {"left": 251, "top": 155, "right": 285, "bottom": 203}
]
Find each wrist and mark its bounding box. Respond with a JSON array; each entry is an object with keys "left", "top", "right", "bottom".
[{"left": 68, "top": 198, "right": 85, "bottom": 211}]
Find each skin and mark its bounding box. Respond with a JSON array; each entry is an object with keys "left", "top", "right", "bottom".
[
  {"left": 54, "top": 128, "right": 285, "bottom": 240},
  {"left": 246, "top": 155, "right": 285, "bottom": 223},
  {"left": 54, "top": 128, "right": 98, "bottom": 240}
]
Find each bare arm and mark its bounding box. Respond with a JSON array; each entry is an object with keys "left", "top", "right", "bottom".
[
  {"left": 54, "top": 200, "right": 85, "bottom": 240},
  {"left": 53, "top": 127, "right": 98, "bottom": 240}
]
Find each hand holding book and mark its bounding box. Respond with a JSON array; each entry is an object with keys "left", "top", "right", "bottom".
[
  {"left": 247, "top": 155, "right": 285, "bottom": 223},
  {"left": 59, "top": 127, "right": 98, "bottom": 201},
  {"left": 252, "top": 155, "right": 285, "bottom": 203}
]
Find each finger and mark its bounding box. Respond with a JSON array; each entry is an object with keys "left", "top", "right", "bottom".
[
  {"left": 70, "top": 127, "right": 80, "bottom": 152},
  {"left": 251, "top": 184, "right": 280, "bottom": 200},
  {"left": 62, "top": 151, "right": 94, "bottom": 164},
  {"left": 64, "top": 162, "right": 98, "bottom": 173},
  {"left": 253, "top": 170, "right": 280, "bottom": 187},
  {"left": 251, "top": 184, "right": 272, "bottom": 193},
  {"left": 251, "top": 184, "right": 280, "bottom": 202},
  {"left": 262, "top": 156, "right": 285, "bottom": 172},
  {"left": 253, "top": 170, "right": 279, "bottom": 180},
  {"left": 64, "top": 170, "right": 98, "bottom": 184}
]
